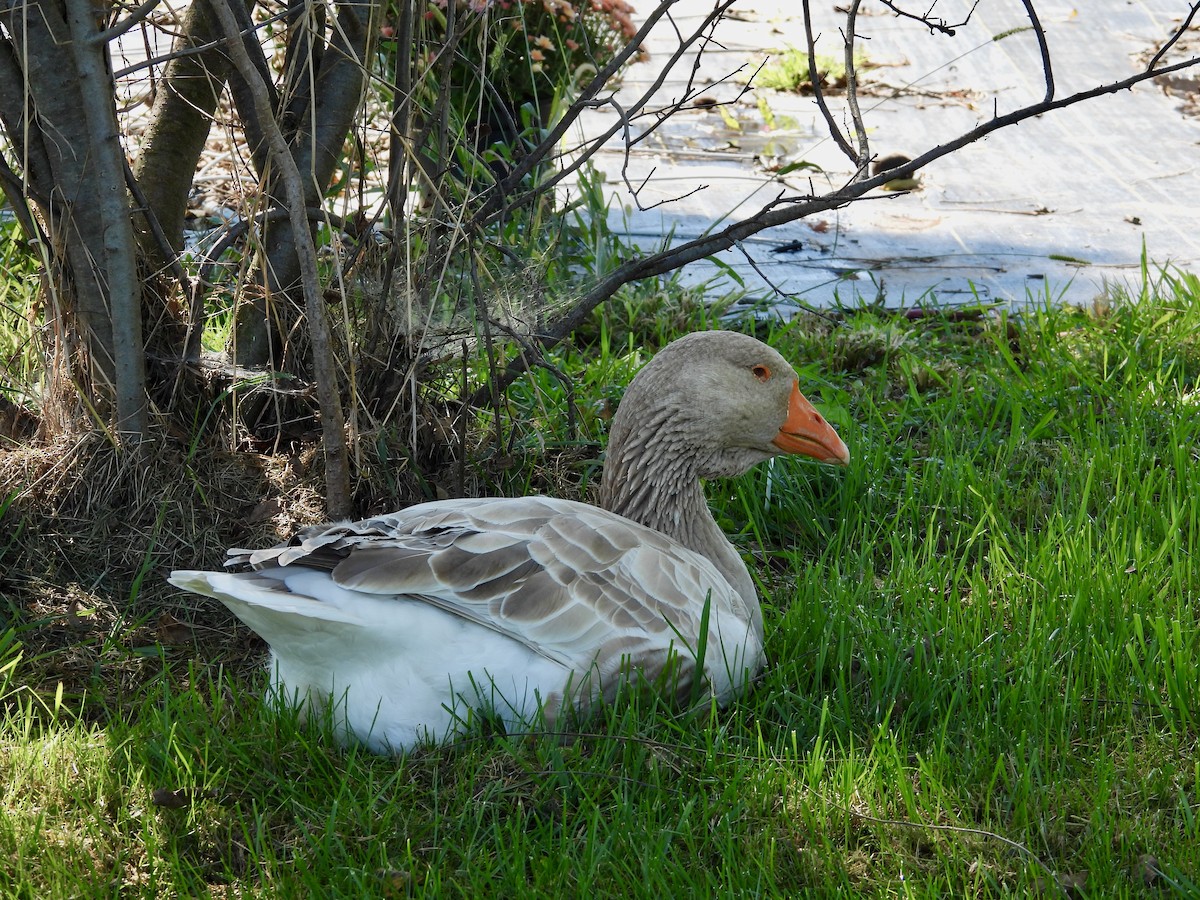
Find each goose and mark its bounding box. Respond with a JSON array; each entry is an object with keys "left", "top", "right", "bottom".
[{"left": 169, "top": 330, "right": 849, "bottom": 752}]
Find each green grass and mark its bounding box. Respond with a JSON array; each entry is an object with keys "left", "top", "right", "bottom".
[
  {"left": 754, "top": 47, "right": 870, "bottom": 93},
  {"left": 3, "top": 265, "right": 1200, "bottom": 896},
  {"left": 0, "top": 221, "right": 41, "bottom": 396}
]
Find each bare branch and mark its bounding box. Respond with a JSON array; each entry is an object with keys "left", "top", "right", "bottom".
[
  {"left": 122, "top": 156, "right": 191, "bottom": 295},
  {"left": 179, "top": 207, "right": 346, "bottom": 368},
  {"left": 1147, "top": 1, "right": 1200, "bottom": 71},
  {"left": 110, "top": 5, "right": 294, "bottom": 80},
  {"left": 0, "top": 151, "right": 45, "bottom": 244},
  {"left": 210, "top": 0, "right": 352, "bottom": 518},
  {"left": 841, "top": 0, "right": 870, "bottom": 169},
  {"left": 733, "top": 241, "right": 840, "bottom": 323},
  {"left": 92, "top": 0, "right": 161, "bottom": 45},
  {"left": 874, "top": 0, "right": 982, "bottom": 36},
  {"left": 472, "top": 48, "right": 1200, "bottom": 403},
  {"left": 802, "top": 0, "right": 855, "bottom": 162},
  {"left": 627, "top": 166, "right": 708, "bottom": 212},
  {"left": 468, "top": 245, "right": 504, "bottom": 452},
  {"left": 1017, "top": 0, "right": 1054, "bottom": 102},
  {"left": 483, "top": 0, "right": 745, "bottom": 218},
  {"left": 630, "top": 64, "right": 758, "bottom": 151},
  {"left": 625, "top": 15, "right": 752, "bottom": 148},
  {"left": 480, "top": 0, "right": 740, "bottom": 226},
  {"left": 618, "top": 60, "right": 761, "bottom": 208}
]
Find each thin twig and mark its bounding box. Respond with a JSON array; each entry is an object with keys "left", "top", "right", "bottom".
[
  {"left": 479, "top": 0, "right": 740, "bottom": 227},
  {"left": 457, "top": 341, "right": 468, "bottom": 496},
  {"left": 1017, "top": 0, "right": 1054, "bottom": 102},
  {"left": 841, "top": 0, "right": 870, "bottom": 168},
  {"left": 91, "top": 0, "right": 161, "bottom": 45},
  {"left": 838, "top": 804, "right": 1061, "bottom": 889},
  {"left": 875, "top": 0, "right": 981, "bottom": 36},
  {"left": 733, "top": 241, "right": 841, "bottom": 324},
  {"left": 122, "top": 156, "right": 192, "bottom": 296},
  {"left": 180, "top": 207, "right": 345, "bottom": 364},
  {"left": 380, "top": 0, "right": 417, "bottom": 303},
  {"left": 468, "top": 253, "right": 505, "bottom": 456},
  {"left": 1147, "top": 1, "right": 1200, "bottom": 71},
  {"left": 802, "top": 0, "right": 855, "bottom": 162},
  {"left": 486, "top": 318, "right": 579, "bottom": 444},
  {"left": 493, "top": 0, "right": 748, "bottom": 222},
  {"left": 110, "top": 5, "right": 295, "bottom": 80}
]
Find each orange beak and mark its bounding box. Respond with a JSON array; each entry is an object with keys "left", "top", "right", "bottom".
[{"left": 771, "top": 380, "right": 850, "bottom": 465}]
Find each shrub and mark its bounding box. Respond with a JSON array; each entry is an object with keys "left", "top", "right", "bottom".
[{"left": 425, "top": 0, "right": 640, "bottom": 121}]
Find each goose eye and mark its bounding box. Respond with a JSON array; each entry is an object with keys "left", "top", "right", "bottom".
[{"left": 751, "top": 364, "right": 772, "bottom": 382}]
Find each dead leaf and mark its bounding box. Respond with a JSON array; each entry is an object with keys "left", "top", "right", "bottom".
[
  {"left": 156, "top": 613, "right": 195, "bottom": 646},
  {"left": 872, "top": 152, "right": 912, "bottom": 174},
  {"left": 151, "top": 788, "right": 192, "bottom": 809},
  {"left": 1139, "top": 854, "right": 1160, "bottom": 886},
  {"left": 247, "top": 498, "right": 283, "bottom": 524},
  {"left": 151, "top": 786, "right": 219, "bottom": 809},
  {"left": 771, "top": 240, "right": 805, "bottom": 254},
  {"left": 375, "top": 868, "right": 412, "bottom": 899},
  {"left": 1057, "top": 871, "right": 1088, "bottom": 897}
]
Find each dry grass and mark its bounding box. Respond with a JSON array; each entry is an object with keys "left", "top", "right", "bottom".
[
  {"left": 0, "top": 396, "right": 604, "bottom": 720},
  {"left": 0, "top": 431, "right": 329, "bottom": 710}
]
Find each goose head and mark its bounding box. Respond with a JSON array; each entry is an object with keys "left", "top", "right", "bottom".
[{"left": 601, "top": 330, "right": 849, "bottom": 491}]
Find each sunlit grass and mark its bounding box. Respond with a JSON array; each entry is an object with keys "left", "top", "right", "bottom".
[
  {"left": 2, "top": 264, "right": 1199, "bottom": 896},
  {"left": 754, "top": 47, "right": 872, "bottom": 93},
  {"left": 0, "top": 220, "right": 42, "bottom": 398}
]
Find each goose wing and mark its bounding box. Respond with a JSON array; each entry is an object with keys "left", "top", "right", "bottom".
[{"left": 227, "top": 496, "right": 753, "bottom": 684}]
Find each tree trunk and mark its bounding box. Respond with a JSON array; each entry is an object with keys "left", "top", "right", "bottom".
[
  {"left": 2, "top": 3, "right": 119, "bottom": 403},
  {"left": 133, "top": 0, "right": 255, "bottom": 262},
  {"left": 229, "top": 0, "right": 378, "bottom": 367},
  {"left": 64, "top": 0, "right": 147, "bottom": 440},
  {"left": 0, "top": 0, "right": 153, "bottom": 438}
]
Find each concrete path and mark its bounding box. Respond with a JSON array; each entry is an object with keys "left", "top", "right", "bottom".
[{"left": 573, "top": 0, "right": 1200, "bottom": 311}]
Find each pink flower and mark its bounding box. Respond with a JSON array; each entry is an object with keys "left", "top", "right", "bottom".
[
  {"left": 543, "top": 0, "right": 577, "bottom": 18},
  {"left": 529, "top": 49, "right": 545, "bottom": 61}
]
